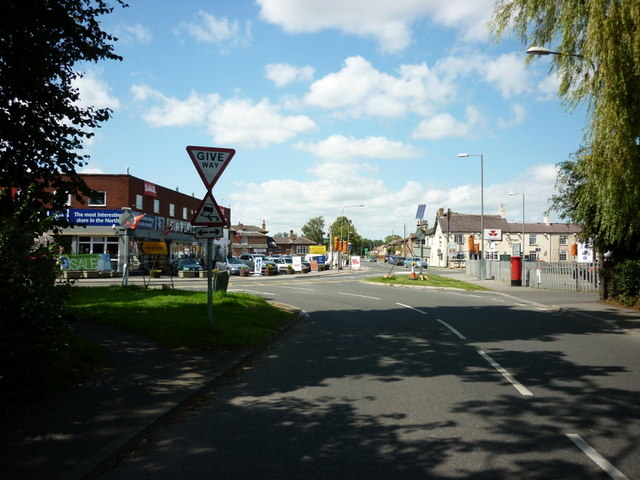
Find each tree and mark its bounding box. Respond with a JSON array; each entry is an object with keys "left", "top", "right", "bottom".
[
  {"left": 329, "top": 216, "right": 363, "bottom": 254},
  {"left": 0, "top": 0, "right": 124, "bottom": 403},
  {"left": 301, "top": 216, "right": 326, "bottom": 245},
  {"left": 491, "top": 1, "right": 640, "bottom": 259}
]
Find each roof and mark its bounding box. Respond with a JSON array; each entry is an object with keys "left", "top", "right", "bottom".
[
  {"left": 273, "top": 235, "right": 316, "bottom": 246},
  {"left": 436, "top": 214, "right": 581, "bottom": 234}
]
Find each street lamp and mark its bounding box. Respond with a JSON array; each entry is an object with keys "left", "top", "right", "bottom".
[
  {"left": 508, "top": 192, "right": 525, "bottom": 256},
  {"left": 341, "top": 204, "right": 364, "bottom": 268},
  {"left": 526, "top": 46, "right": 584, "bottom": 59},
  {"left": 458, "top": 153, "right": 485, "bottom": 279}
]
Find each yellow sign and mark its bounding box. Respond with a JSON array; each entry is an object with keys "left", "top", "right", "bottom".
[
  {"left": 309, "top": 245, "right": 326, "bottom": 254},
  {"left": 140, "top": 241, "right": 168, "bottom": 255}
]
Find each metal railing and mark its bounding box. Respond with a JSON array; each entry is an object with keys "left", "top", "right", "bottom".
[{"left": 466, "top": 260, "right": 600, "bottom": 292}]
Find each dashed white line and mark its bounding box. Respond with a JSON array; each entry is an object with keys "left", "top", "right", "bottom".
[
  {"left": 566, "top": 434, "right": 629, "bottom": 480},
  {"left": 436, "top": 319, "right": 467, "bottom": 339},
  {"left": 340, "top": 292, "right": 381, "bottom": 300},
  {"left": 477, "top": 349, "right": 533, "bottom": 396}
]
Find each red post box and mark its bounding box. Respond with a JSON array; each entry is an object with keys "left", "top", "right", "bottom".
[{"left": 510, "top": 256, "right": 522, "bottom": 286}]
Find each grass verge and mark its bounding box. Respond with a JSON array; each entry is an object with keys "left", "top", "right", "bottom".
[
  {"left": 366, "top": 274, "right": 491, "bottom": 291},
  {"left": 69, "top": 286, "right": 298, "bottom": 349}
]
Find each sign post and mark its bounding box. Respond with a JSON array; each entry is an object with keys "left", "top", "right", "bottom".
[{"left": 188, "top": 146, "right": 235, "bottom": 328}]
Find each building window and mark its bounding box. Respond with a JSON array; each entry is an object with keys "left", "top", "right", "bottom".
[
  {"left": 153, "top": 199, "right": 160, "bottom": 214},
  {"left": 88, "top": 191, "right": 106, "bottom": 206},
  {"left": 183, "top": 207, "right": 188, "bottom": 220},
  {"left": 77, "top": 236, "right": 118, "bottom": 255},
  {"left": 559, "top": 235, "right": 568, "bottom": 245},
  {"left": 296, "top": 246, "right": 309, "bottom": 255},
  {"left": 528, "top": 250, "right": 538, "bottom": 261},
  {"left": 454, "top": 234, "right": 463, "bottom": 245},
  {"left": 169, "top": 203, "right": 175, "bottom": 217},
  {"left": 559, "top": 250, "right": 568, "bottom": 261},
  {"left": 136, "top": 194, "right": 143, "bottom": 209},
  {"left": 529, "top": 235, "right": 537, "bottom": 245}
]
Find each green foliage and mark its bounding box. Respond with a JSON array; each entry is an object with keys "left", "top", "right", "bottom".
[
  {"left": 491, "top": 0, "right": 640, "bottom": 298},
  {"left": 330, "top": 216, "right": 363, "bottom": 252},
  {"left": 607, "top": 260, "right": 640, "bottom": 307},
  {"left": 69, "top": 287, "right": 297, "bottom": 348},
  {"left": 301, "top": 216, "right": 326, "bottom": 245},
  {"left": 366, "top": 275, "right": 490, "bottom": 291},
  {"left": 0, "top": 0, "right": 124, "bottom": 407}
]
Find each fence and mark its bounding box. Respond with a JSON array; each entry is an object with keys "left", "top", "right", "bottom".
[{"left": 466, "top": 260, "right": 600, "bottom": 292}]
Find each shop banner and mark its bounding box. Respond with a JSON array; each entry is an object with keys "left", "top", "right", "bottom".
[{"left": 60, "top": 254, "right": 112, "bottom": 271}]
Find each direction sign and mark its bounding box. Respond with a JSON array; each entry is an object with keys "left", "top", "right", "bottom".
[
  {"left": 187, "top": 146, "right": 235, "bottom": 190},
  {"left": 191, "top": 191, "right": 227, "bottom": 226},
  {"left": 194, "top": 226, "right": 224, "bottom": 239}
]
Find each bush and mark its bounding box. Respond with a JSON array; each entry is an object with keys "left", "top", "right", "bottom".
[{"left": 608, "top": 259, "right": 640, "bottom": 306}]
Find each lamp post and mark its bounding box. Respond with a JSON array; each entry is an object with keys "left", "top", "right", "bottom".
[
  {"left": 508, "top": 192, "right": 525, "bottom": 256},
  {"left": 458, "top": 153, "right": 485, "bottom": 279},
  {"left": 341, "top": 204, "right": 364, "bottom": 268}
]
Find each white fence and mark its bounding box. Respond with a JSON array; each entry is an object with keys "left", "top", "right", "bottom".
[{"left": 466, "top": 260, "right": 600, "bottom": 292}]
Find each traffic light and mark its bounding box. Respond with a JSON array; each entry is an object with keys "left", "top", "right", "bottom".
[
  {"left": 342, "top": 240, "right": 348, "bottom": 253},
  {"left": 333, "top": 237, "right": 340, "bottom": 251}
]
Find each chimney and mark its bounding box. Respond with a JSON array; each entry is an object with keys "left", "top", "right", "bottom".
[
  {"left": 262, "top": 219, "right": 267, "bottom": 230},
  {"left": 438, "top": 207, "right": 444, "bottom": 217},
  {"left": 498, "top": 203, "right": 506, "bottom": 218},
  {"left": 544, "top": 215, "right": 551, "bottom": 225},
  {"left": 290, "top": 229, "right": 295, "bottom": 239}
]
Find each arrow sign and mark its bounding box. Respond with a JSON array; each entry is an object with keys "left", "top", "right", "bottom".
[
  {"left": 187, "top": 146, "right": 235, "bottom": 190},
  {"left": 191, "top": 191, "right": 227, "bottom": 226},
  {"left": 194, "top": 226, "right": 224, "bottom": 239}
]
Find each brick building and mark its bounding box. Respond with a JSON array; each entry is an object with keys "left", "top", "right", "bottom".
[{"left": 56, "top": 173, "right": 231, "bottom": 272}]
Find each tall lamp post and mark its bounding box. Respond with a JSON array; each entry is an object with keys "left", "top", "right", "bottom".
[
  {"left": 341, "top": 204, "right": 364, "bottom": 268},
  {"left": 508, "top": 192, "right": 525, "bottom": 256},
  {"left": 458, "top": 153, "right": 485, "bottom": 279}
]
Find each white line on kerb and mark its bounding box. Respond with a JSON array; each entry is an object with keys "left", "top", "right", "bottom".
[
  {"left": 436, "top": 319, "right": 467, "bottom": 339},
  {"left": 477, "top": 350, "right": 533, "bottom": 396},
  {"left": 566, "top": 434, "right": 629, "bottom": 480},
  {"left": 396, "top": 302, "right": 427, "bottom": 314},
  {"left": 339, "top": 292, "right": 381, "bottom": 300}
]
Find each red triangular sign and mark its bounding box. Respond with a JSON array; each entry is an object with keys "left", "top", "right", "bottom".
[
  {"left": 191, "top": 191, "right": 227, "bottom": 226},
  {"left": 187, "top": 146, "right": 235, "bottom": 190}
]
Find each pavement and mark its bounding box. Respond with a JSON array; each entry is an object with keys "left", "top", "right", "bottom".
[{"left": 1, "top": 268, "right": 638, "bottom": 479}]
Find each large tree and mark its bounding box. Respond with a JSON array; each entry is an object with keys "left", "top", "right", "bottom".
[
  {"left": 491, "top": 1, "right": 640, "bottom": 261},
  {"left": 301, "top": 216, "right": 326, "bottom": 245},
  {"left": 330, "top": 216, "right": 363, "bottom": 254},
  {"left": 0, "top": 0, "right": 124, "bottom": 402}
]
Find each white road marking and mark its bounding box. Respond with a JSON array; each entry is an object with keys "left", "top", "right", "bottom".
[
  {"left": 436, "top": 319, "right": 467, "bottom": 340},
  {"left": 339, "top": 292, "right": 381, "bottom": 300},
  {"left": 396, "top": 302, "right": 427, "bottom": 314},
  {"left": 566, "top": 434, "right": 629, "bottom": 480},
  {"left": 477, "top": 350, "right": 533, "bottom": 396}
]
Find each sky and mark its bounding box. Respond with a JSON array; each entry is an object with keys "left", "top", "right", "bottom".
[{"left": 75, "top": 0, "right": 588, "bottom": 240}]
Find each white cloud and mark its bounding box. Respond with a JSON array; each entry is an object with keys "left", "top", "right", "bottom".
[
  {"left": 265, "top": 63, "right": 315, "bottom": 87},
  {"left": 536, "top": 73, "right": 561, "bottom": 101},
  {"left": 131, "top": 84, "right": 316, "bottom": 148},
  {"left": 484, "top": 53, "right": 530, "bottom": 98},
  {"left": 498, "top": 103, "right": 527, "bottom": 128},
  {"left": 295, "top": 135, "right": 422, "bottom": 161},
  {"left": 412, "top": 105, "right": 482, "bottom": 139},
  {"left": 114, "top": 23, "right": 152, "bottom": 45},
  {"left": 72, "top": 71, "right": 120, "bottom": 110},
  {"left": 256, "top": 0, "right": 494, "bottom": 53},
  {"left": 304, "top": 56, "right": 451, "bottom": 118},
  {"left": 177, "top": 11, "right": 251, "bottom": 52}
]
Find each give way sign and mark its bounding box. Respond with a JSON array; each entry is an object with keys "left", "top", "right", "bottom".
[{"left": 187, "top": 146, "right": 235, "bottom": 190}]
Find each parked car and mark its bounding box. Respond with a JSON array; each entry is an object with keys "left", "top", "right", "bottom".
[
  {"left": 216, "top": 257, "right": 246, "bottom": 275},
  {"left": 403, "top": 257, "right": 428, "bottom": 268},
  {"left": 172, "top": 257, "right": 203, "bottom": 274},
  {"left": 268, "top": 256, "right": 293, "bottom": 273}
]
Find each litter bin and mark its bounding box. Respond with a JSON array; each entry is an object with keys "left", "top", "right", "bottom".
[
  {"left": 212, "top": 270, "right": 229, "bottom": 293},
  {"left": 510, "top": 256, "right": 522, "bottom": 286}
]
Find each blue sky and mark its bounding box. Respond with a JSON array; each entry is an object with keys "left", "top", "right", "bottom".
[{"left": 76, "top": 0, "right": 587, "bottom": 240}]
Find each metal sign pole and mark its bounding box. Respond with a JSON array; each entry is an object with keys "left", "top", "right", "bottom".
[{"left": 207, "top": 237, "right": 213, "bottom": 327}]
